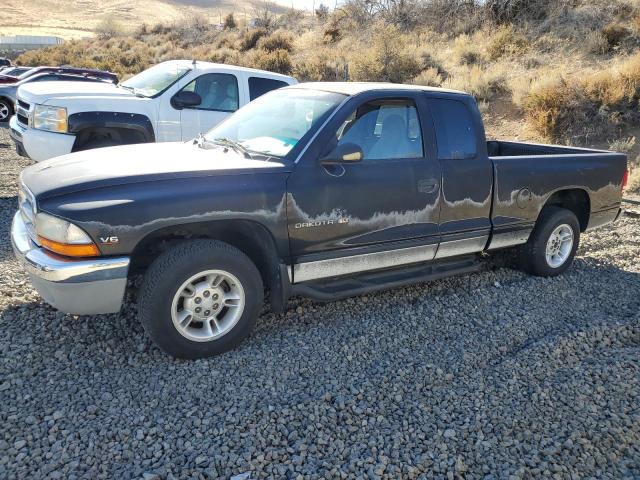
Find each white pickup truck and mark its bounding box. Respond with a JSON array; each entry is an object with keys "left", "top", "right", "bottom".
[{"left": 9, "top": 60, "right": 296, "bottom": 162}]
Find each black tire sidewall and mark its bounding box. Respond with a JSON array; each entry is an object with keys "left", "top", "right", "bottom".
[
  {"left": 0, "top": 99, "right": 12, "bottom": 122},
  {"left": 79, "top": 138, "right": 118, "bottom": 151},
  {"left": 522, "top": 207, "right": 580, "bottom": 277},
  {"left": 139, "top": 240, "right": 263, "bottom": 359}
]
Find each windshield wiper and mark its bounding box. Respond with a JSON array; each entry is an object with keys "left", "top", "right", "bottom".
[
  {"left": 211, "top": 137, "right": 253, "bottom": 159},
  {"left": 118, "top": 84, "right": 146, "bottom": 97}
]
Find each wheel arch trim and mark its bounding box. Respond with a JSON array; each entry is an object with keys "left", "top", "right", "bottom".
[
  {"left": 68, "top": 111, "right": 155, "bottom": 142},
  {"left": 129, "top": 219, "right": 288, "bottom": 312}
]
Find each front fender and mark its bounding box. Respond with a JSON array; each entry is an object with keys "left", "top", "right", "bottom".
[{"left": 68, "top": 111, "right": 155, "bottom": 142}]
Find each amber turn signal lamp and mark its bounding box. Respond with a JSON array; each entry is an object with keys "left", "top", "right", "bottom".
[{"left": 38, "top": 236, "right": 100, "bottom": 257}]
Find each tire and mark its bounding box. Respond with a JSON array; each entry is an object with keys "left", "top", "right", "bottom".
[
  {"left": 139, "top": 240, "right": 263, "bottom": 359},
  {"left": 76, "top": 137, "right": 118, "bottom": 151},
  {"left": 0, "top": 98, "right": 12, "bottom": 123},
  {"left": 518, "top": 206, "right": 580, "bottom": 277}
]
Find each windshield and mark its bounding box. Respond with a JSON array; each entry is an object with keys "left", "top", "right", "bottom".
[
  {"left": 205, "top": 89, "right": 345, "bottom": 158},
  {"left": 121, "top": 62, "right": 191, "bottom": 97}
]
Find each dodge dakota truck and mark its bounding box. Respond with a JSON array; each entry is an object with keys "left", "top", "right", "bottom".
[
  {"left": 12, "top": 83, "right": 628, "bottom": 358},
  {"left": 9, "top": 60, "right": 296, "bottom": 161}
]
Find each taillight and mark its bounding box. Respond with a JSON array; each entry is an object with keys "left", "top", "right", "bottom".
[{"left": 622, "top": 169, "right": 629, "bottom": 191}]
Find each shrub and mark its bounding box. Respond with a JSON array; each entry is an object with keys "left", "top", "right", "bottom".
[
  {"left": 601, "top": 23, "right": 630, "bottom": 48},
  {"left": 239, "top": 29, "right": 267, "bottom": 51},
  {"left": 486, "top": 25, "right": 529, "bottom": 61},
  {"left": 350, "top": 23, "right": 421, "bottom": 83},
  {"left": 96, "top": 16, "right": 125, "bottom": 39},
  {"left": 412, "top": 68, "right": 443, "bottom": 87},
  {"left": 323, "top": 27, "right": 341, "bottom": 43},
  {"left": 294, "top": 50, "right": 345, "bottom": 81},
  {"left": 485, "top": 0, "right": 555, "bottom": 23},
  {"left": 452, "top": 34, "right": 483, "bottom": 65},
  {"left": 585, "top": 31, "right": 610, "bottom": 55},
  {"left": 523, "top": 53, "right": 640, "bottom": 141},
  {"left": 257, "top": 30, "right": 294, "bottom": 53},
  {"left": 523, "top": 78, "right": 585, "bottom": 139},
  {"left": 608, "top": 136, "right": 636, "bottom": 153},
  {"left": 250, "top": 49, "right": 293, "bottom": 75},
  {"left": 223, "top": 13, "right": 237, "bottom": 30},
  {"left": 443, "top": 66, "right": 507, "bottom": 101}
]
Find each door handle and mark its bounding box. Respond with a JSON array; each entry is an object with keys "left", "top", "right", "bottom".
[{"left": 417, "top": 179, "right": 439, "bottom": 194}]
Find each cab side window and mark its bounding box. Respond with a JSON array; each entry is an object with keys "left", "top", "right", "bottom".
[
  {"left": 248, "top": 77, "right": 288, "bottom": 101},
  {"left": 180, "top": 73, "right": 239, "bottom": 112},
  {"left": 429, "top": 99, "right": 477, "bottom": 160},
  {"left": 335, "top": 99, "right": 423, "bottom": 160}
]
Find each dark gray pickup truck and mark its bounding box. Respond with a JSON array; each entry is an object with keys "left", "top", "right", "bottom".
[{"left": 12, "top": 83, "right": 629, "bottom": 358}]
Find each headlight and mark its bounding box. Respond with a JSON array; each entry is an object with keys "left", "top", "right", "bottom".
[
  {"left": 33, "top": 104, "right": 67, "bottom": 133},
  {"left": 35, "top": 212, "right": 99, "bottom": 257}
]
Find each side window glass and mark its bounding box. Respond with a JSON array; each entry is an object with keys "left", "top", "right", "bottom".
[
  {"left": 32, "top": 75, "right": 56, "bottom": 82},
  {"left": 248, "top": 77, "right": 288, "bottom": 101},
  {"left": 180, "top": 73, "right": 239, "bottom": 112},
  {"left": 335, "top": 99, "right": 424, "bottom": 160},
  {"left": 429, "top": 99, "right": 477, "bottom": 159}
]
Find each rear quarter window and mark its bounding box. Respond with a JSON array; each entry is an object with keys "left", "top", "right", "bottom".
[
  {"left": 429, "top": 99, "right": 477, "bottom": 160},
  {"left": 248, "top": 77, "right": 289, "bottom": 101}
]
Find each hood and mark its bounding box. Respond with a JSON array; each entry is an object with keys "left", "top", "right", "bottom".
[
  {"left": 17, "top": 81, "right": 134, "bottom": 105},
  {"left": 22, "top": 141, "right": 288, "bottom": 199}
]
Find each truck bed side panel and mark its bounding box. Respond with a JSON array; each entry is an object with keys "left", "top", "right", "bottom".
[{"left": 491, "top": 152, "right": 627, "bottom": 234}]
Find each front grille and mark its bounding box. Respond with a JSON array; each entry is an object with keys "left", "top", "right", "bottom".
[
  {"left": 16, "top": 98, "right": 31, "bottom": 127},
  {"left": 18, "top": 183, "right": 37, "bottom": 244}
]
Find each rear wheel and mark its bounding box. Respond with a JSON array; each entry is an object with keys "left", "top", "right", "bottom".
[
  {"left": 0, "top": 99, "right": 12, "bottom": 123},
  {"left": 518, "top": 206, "right": 580, "bottom": 277},
  {"left": 139, "top": 240, "right": 263, "bottom": 359}
]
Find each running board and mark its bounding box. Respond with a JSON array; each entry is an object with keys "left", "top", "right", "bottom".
[{"left": 290, "top": 255, "right": 482, "bottom": 302}]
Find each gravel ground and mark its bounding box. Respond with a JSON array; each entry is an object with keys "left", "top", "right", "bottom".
[{"left": 0, "top": 124, "right": 639, "bottom": 479}]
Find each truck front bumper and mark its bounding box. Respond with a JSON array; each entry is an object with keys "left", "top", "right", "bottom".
[
  {"left": 11, "top": 212, "right": 130, "bottom": 315},
  {"left": 9, "top": 116, "right": 76, "bottom": 162}
]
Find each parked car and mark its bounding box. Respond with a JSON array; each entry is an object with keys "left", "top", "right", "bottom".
[
  {"left": 0, "top": 72, "right": 115, "bottom": 123},
  {"left": 10, "top": 60, "right": 297, "bottom": 161},
  {"left": 0, "top": 66, "right": 32, "bottom": 77},
  {"left": 0, "top": 58, "right": 11, "bottom": 68},
  {"left": 0, "top": 66, "right": 118, "bottom": 85},
  {"left": 11, "top": 83, "right": 628, "bottom": 358}
]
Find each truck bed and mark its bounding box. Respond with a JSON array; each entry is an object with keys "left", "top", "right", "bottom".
[{"left": 487, "top": 140, "right": 627, "bottom": 238}]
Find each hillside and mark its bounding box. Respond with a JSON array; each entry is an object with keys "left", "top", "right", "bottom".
[
  {"left": 10, "top": 0, "right": 640, "bottom": 165},
  {"left": 1, "top": 0, "right": 288, "bottom": 39}
]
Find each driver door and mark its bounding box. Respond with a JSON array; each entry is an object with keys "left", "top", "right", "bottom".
[
  {"left": 286, "top": 93, "right": 442, "bottom": 282},
  {"left": 177, "top": 73, "right": 241, "bottom": 141}
]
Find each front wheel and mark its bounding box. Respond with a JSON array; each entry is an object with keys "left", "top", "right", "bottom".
[
  {"left": 139, "top": 240, "right": 263, "bottom": 359},
  {"left": 518, "top": 206, "right": 580, "bottom": 277}
]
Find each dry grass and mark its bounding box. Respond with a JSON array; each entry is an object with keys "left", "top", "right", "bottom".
[
  {"left": 444, "top": 66, "right": 508, "bottom": 101},
  {"left": 1, "top": 0, "right": 287, "bottom": 39},
  {"left": 486, "top": 25, "right": 529, "bottom": 61},
  {"left": 523, "top": 52, "right": 640, "bottom": 142},
  {"left": 7, "top": 0, "right": 640, "bottom": 163}
]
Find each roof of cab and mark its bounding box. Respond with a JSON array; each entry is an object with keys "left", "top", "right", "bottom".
[
  {"left": 164, "top": 59, "right": 296, "bottom": 81},
  {"left": 284, "top": 81, "right": 469, "bottom": 97}
]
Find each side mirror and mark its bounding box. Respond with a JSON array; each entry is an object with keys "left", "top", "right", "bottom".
[
  {"left": 320, "top": 142, "right": 363, "bottom": 165},
  {"left": 171, "top": 91, "right": 202, "bottom": 110}
]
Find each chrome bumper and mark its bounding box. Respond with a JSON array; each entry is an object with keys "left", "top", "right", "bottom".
[{"left": 11, "top": 212, "right": 130, "bottom": 315}]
